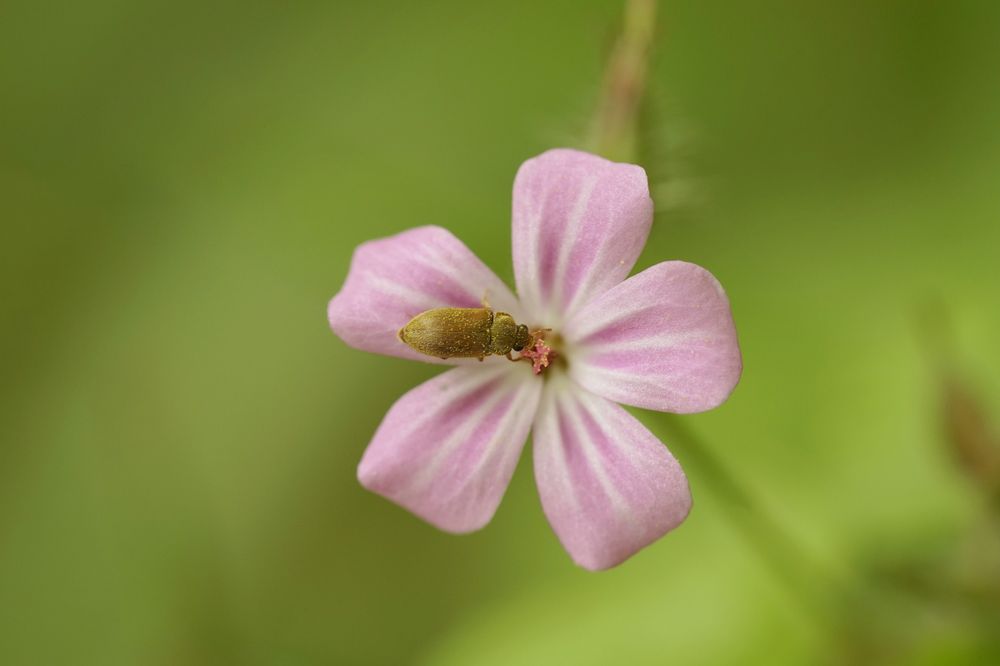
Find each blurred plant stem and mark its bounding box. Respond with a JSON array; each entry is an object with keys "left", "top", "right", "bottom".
[
  {"left": 587, "top": 0, "right": 656, "bottom": 163},
  {"left": 918, "top": 300, "right": 1000, "bottom": 507},
  {"left": 651, "top": 413, "right": 849, "bottom": 625},
  {"left": 591, "top": 0, "right": 847, "bottom": 623}
]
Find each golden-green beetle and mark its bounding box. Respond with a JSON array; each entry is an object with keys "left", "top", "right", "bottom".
[{"left": 398, "top": 308, "right": 532, "bottom": 361}]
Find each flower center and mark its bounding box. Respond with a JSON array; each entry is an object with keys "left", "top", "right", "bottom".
[
  {"left": 521, "top": 337, "right": 552, "bottom": 375},
  {"left": 517, "top": 329, "right": 560, "bottom": 375}
]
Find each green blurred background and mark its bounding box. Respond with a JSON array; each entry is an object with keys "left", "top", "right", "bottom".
[{"left": 2, "top": 1, "right": 1000, "bottom": 664}]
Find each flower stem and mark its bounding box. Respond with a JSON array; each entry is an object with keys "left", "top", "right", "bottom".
[
  {"left": 650, "top": 413, "right": 847, "bottom": 624},
  {"left": 588, "top": 0, "right": 657, "bottom": 163}
]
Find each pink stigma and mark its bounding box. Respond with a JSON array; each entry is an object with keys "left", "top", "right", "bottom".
[{"left": 521, "top": 337, "right": 553, "bottom": 375}]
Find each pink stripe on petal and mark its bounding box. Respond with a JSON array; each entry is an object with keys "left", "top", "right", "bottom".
[
  {"left": 328, "top": 226, "right": 521, "bottom": 363},
  {"left": 511, "top": 149, "right": 653, "bottom": 325},
  {"left": 565, "top": 261, "right": 742, "bottom": 413},
  {"left": 533, "top": 377, "right": 692, "bottom": 571},
  {"left": 358, "top": 364, "right": 540, "bottom": 533}
]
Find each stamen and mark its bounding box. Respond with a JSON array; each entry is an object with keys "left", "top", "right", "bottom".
[{"left": 521, "top": 337, "right": 554, "bottom": 375}]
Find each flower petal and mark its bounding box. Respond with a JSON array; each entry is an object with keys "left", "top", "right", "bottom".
[
  {"left": 533, "top": 376, "right": 692, "bottom": 570},
  {"left": 565, "top": 261, "right": 742, "bottom": 413},
  {"left": 358, "top": 364, "right": 540, "bottom": 533},
  {"left": 511, "top": 149, "right": 653, "bottom": 326},
  {"left": 328, "top": 226, "right": 521, "bottom": 363}
]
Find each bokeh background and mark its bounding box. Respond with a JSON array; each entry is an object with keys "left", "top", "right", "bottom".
[{"left": 3, "top": 1, "right": 1000, "bottom": 664}]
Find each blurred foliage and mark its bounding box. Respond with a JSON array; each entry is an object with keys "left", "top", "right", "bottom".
[{"left": 2, "top": 0, "right": 1000, "bottom": 664}]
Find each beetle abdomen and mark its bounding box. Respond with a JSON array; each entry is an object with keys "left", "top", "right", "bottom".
[{"left": 399, "top": 308, "right": 493, "bottom": 359}]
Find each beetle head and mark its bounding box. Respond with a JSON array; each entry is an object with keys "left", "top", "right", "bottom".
[{"left": 511, "top": 324, "right": 531, "bottom": 352}]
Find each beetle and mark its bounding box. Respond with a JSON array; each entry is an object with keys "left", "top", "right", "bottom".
[{"left": 398, "top": 308, "right": 532, "bottom": 361}]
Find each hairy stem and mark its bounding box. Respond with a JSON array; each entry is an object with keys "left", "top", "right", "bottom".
[{"left": 588, "top": 0, "right": 657, "bottom": 163}]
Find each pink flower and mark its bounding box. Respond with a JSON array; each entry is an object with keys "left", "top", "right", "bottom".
[{"left": 327, "top": 149, "right": 742, "bottom": 570}]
